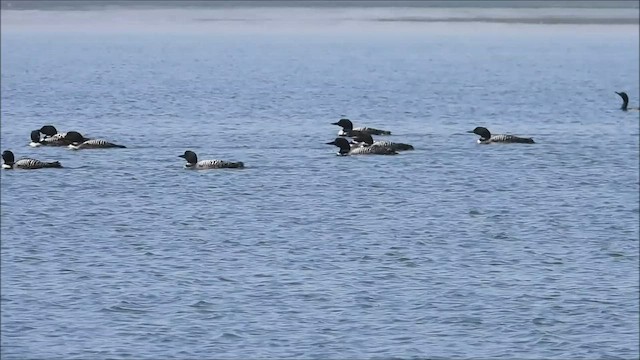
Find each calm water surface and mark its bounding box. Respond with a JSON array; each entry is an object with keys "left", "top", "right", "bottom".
[{"left": 1, "top": 7, "right": 639, "bottom": 360}]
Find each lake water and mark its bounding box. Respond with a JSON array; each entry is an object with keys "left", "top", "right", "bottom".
[{"left": 1, "top": 5, "right": 639, "bottom": 359}]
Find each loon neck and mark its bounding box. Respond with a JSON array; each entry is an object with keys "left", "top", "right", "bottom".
[
  {"left": 621, "top": 98, "right": 629, "bottom": 111},
  {"left": 617, "top": 92, "right": 630, "bottom": 111}
]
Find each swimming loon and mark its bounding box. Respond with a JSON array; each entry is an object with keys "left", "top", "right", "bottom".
[
  {"left": 615, "top": 92, "right": 640, "bottom": 111},
  {"left": 326, "top": 137, "right": 397, "bottom": 155},
  {"left": 2, "top": 150, "right": 62, "bottom": 169},
  {"left": 29, "top": 130, "right": 68, "bottom": 147},
  {"left": 30, "top": 125, "right": 72, "bottom": 146},
  {"left": 467, "top": 127, "right": 535, "bottom": 144},
  {"left": 353, "top": 133, "right": 414, "bottom": 151},
  {"left": 332, "top": 118, "right": 392, "bottom": 137},
  {"left": 64, "top": 131, "right": 126, "bottom": 149},
  {"left": 179, "top": 150, "right": 245, "bottom": 169}
]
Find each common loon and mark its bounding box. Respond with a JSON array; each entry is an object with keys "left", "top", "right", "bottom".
[
  {"left": 326, "top": 137, "right": 397, "bottom": 155},
  {"left": 332, "top": 118, "right": 392, "bottom": 137},
  {"left": 353, "top": 133, "right": 414, "bottom": 151},
  {"left": 30, "top": 125, "right": 69, "bottom": 146},
  {"left": 29, "top": 130, "right": 69, "bottom": 147},
  {"left": 2, "top": 150, "right": 62, "bottom": 169},
  {"left": 64, "top": 131, "right": 126, "bottom": 149},
  {"left": 467, "top": 127, "right": 535, "bottom": 144},
  {"left": 615, "top": 92, "right": 640, "bottom": 111},
  {"left": 179, "top": 150, "right": 245, "bottom": 169}
]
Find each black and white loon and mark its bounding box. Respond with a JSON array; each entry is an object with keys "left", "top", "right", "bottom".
[
  {"left": 615, "top": 92, "right": 640, "bottom": 111},
  {"left": 64, "top": 131, "right": 126, "bottom": 149},
  {"left": 353, "top": 133, "right": 414, "bottom": 151},
  {"left": 31, "top": 126, "right": 70, "bottom": 147},
  {"left": 468, "top": 127, "right": 535, "bottom": 144},
  {"left": 332, "top": 118, "right": 392, "bottom": 137},
  {"left": 2, "top": 150, "right": 62, "bottom": 169},
  {"left": 179, "top": 150, "right": 244, "bottom": 169},
  {"left": 326, "top": 137, "right": 397, "bottom": 155}
]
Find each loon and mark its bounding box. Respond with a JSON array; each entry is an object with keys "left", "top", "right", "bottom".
[
  {"left": 30, "top": 125, "right": 73, "bottom": 146},
  {"left": 353, "top": 133, "right": 414, "bottom": 151},
  {"left": 326, "top": 137, "right": 397, "bottom": 156},
  {"left": 2, "top": 150, "right": 62, "bottom": 169},
  {"left": 64, "top": 131, "right": 126, "bottom": 149},
  {"left": 332, "top": 118, "right": 392, "bottom": 137},
  {"left": 29, "top": 130, "right": 69, "bottom": 147},
  {"left": 467, "top": 127, "right": 535, "bottom": 144},
  {"left": 179, "top": 150, "right": 244, "bottom": 169},
  {"left": 615, "top": 92, "right": 640, "bottom": 111}
]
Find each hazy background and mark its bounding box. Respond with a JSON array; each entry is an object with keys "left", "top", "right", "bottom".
[
  {"left": 2, "top": 0, "right": 639, "bottom": 35},
  {"left": 2, "top": 1, "right": 639, "bottom": 10}
]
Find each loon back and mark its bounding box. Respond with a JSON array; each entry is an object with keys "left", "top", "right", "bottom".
[
  {"left": 338, "top": 127, "right": 392, "bottom": 137},
  {"left": 326, "top": 137, "right": 396, "bottom": 155},
  {"left": 372, "top": 140, "right": 414, "bottom": 151},
  {"left": 192, "top": 160, "right": 245, "bottom": 169},
  {"left": 69, "top": 139, "right": 126, "bottom": 150},
  {"left": 12, "top": 159, "right": 63, "bottom": 169},
  {"left": 354, "top": 133, "right": 414, "bottom": 151},
  {"left": 486, "top": 134, "right": 535, "bottom": 144},
  {"left": 348, "top": 144, "right": 397, "bottom": 155}
]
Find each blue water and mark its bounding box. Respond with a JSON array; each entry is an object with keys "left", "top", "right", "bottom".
[{"left": 1, "top": 7, "right": 639, "bottom": 360}]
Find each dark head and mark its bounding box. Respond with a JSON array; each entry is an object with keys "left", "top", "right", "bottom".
[
  {"left": 63, "top": 131, "right": 87, "bottom": 145},
  {"left": 331, "top": 118, "right": 354, "bottom": 131},
  {"left": 326, "top": 137, "right": 352, "bottom": 155},
  {"left": 2, "top": 150, "right": 15, "bottom": 166},
  {"left": 39, "top": 125, "right": 58, "bottom": 137},
  {"left": 615, "top": 91, "right": 629, "bottom": 110},
  {"left": 353, "top": 133, "right": 374, "bottom": 145},
  {"left": 467, "top": 126, "right": 491, "bottom": 140},
  {"left": 179, "top": 150, "right": 198, "bottom": 164},
  {"left": 30, "top": 130, "right": 42, "bottom": 143}
]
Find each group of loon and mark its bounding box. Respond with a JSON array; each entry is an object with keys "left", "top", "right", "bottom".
[
  {"left": 2, "top": 91, "right": 637, "bottom": 170},
  {"left": 3, "top": 125, "right": 245, "bottom": 170}
]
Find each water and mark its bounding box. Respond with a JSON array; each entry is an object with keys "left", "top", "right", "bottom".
[{"left": 1, "top": 5, "right": 639, "bottom": 359}]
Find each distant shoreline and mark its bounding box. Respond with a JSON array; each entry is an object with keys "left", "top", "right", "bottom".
[
  {"left": 2, "top": 1, "right": 638, "bottom": 31},
  {"left": 2, "top": 0, "right": 639, "bottom": 11}
]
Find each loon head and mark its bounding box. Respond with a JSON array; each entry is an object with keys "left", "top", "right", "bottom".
[
  {"left": 326, "top": 138, "right": 352, "bottom": 155},
  {"left": 39, "top": 125, "right": 58, "bottom": 137},
  {"left": 30, "top": 130, "right": 42, "bottom": 144},
  {"left": 179, "top": 150, "right": 198, "bottom": 166},
  {"left": 63, "top": 131, "right": 88, "bottom": 145},
  {"left": 353, "top": 133, "right": 374, "bottom": 146},
  {"left": 615, "top": 91, "right": 629, "bottom": 111},
  {"left": 331, "top": 118, "right": 354, "bottom": 131},
  {"left": 468, "top": 127, "right": 491, "bottom": 141},
  {"left": 2, "top": 150, "right": 15, "bottom": 168}
]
